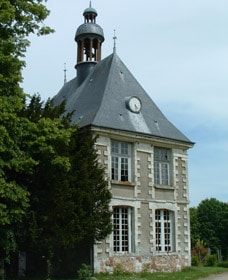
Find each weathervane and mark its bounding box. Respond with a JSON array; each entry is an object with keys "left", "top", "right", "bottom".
[{"left": 113, "top": 29, "right": 117, "bottom": 53}]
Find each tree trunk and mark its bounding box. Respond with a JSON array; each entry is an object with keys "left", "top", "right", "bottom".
[
  {"left": 0, "top": 255, "right": 5, "bottom": 280},
  {"left": 46, "top": 249, "right": 54, "bottom": 280}
]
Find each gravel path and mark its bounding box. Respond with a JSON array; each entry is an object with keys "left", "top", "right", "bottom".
[{"left": 198, "top": 272, "right": 228, "bottom": 280}]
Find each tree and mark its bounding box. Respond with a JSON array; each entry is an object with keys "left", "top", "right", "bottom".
[
  {"left": 221, "top": 203, "right": 228, "bottom": 259},
  {"left": 196, "top": 198, "right": 228, "bottom": 258},
  {"left": 0, "top": 0, "right": 53, "bottom": 98},
  {"left": 1, "top": 1, "right": 112, "bottom": 277},
  {"left": 0, "top": 0, "right": 53, "bottom": 276},
  {"left": 68, "top": 131, "right": 112, "bottom": 243},
  {"left": 190, "top": 207, "right": 200, "bottom": 248},
  {"left": 16, "top": 95, "right": 112, "bottom": 278},
  {"left": 0, "top": 98, "right": 30, "bottom": 269}
]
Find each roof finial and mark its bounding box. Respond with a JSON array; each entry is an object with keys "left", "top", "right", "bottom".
[
  {"left": 89, "top": 1, "right": 92, "bottom": 7},
  {"left": 113, "top": 29, "right": 117, "bottom": 53},
  {"left": 64, "top": 63, "right": 67, "bottom": 84}
]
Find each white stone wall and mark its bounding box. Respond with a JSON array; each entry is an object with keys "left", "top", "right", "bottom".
[{"left": 93, "top": 132, "right": 191, "bottom": 273}]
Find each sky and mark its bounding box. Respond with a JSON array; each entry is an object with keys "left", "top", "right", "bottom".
[{"left": 22, "top": 0, "right": 228, "bottom": 207}]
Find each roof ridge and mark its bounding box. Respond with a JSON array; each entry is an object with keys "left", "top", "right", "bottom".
[{"left": 92, "top": 53, "right": 117, "bottom": 123}]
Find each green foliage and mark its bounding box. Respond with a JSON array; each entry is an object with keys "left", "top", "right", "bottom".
[
  {"left": 191, "top": 256, "right": 199, "bottom": 267},
  {"left": 190, "top": 207, "right": 200, "bottom": 248},
  {"left": 94, "top": 267, "right": 228, "bottom": 280},
  {"left": 218, "top": 261, "right": 228, "bottom": 268},
  {"left": 68, "top": 131, "right": 112, "bottom": 243},
  {"left": 197, "top": 198, "right": 222, "bottom": 250},
  {"left": 181, "top": 266, "right": 194, "bottom": 272},
  {"left": 17, "top": 96, "right": 77, "bottom": 249},
  {"left": 77, "top": 263, "right": 92, "bottom": 280},
  {"left": 0, "top": 0, "right": 56, "bottom": 269},
  {"left": 0, "top": 1, "right": 112, "bottom": 278},
  {"left": 205, "top": 255, "right": 217, "bottom": 267},
  {"left": 0, "top": 96, "right": 30, "bottom": 262},
  {"left": 191, "top": 239, "right": 208, "bottom": 264},
  {"left": 0, "top": 92, "right": 76, "bottom": 271},
  {"left": 0, "top": 179, "right": 29, "bottom": 226},
  {"left": 190, "top": 198, "right": 228, "bottom": 260},
  {"left": 0, "top": 0, "right": 54, "bottom": 99},
  {"left": 0, "top": 1, "right": 54, "bottom": 40},
  {"left": 13, "top": 96, "right": 112, "bottom": 278}
]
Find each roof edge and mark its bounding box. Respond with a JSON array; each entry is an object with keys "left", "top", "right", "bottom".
[{"left": 88, "top": 125, "right": 195, "bottom": 148}]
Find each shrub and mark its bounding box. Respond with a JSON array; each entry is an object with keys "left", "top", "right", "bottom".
[
  {"left": 191, "top": 239, "right": 208, "bottom": 264},
  {"left": 77, "top": 263, "right": 92, "bottom": 280},
  {"left": 181, "top": 266, "right": 194, "bottom": 272},
  {"left": 191, "top": 256, "right": 199, "bottom": 266},
  {"left": 205, "top": 255, "right": 217, "bottom": 267},
  {"left": 217, "top": 261, "right": 228, "bottom": 268}
]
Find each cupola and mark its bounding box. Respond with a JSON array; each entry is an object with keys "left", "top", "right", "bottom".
[{"left": 75, "top": 2, "right": 104, "bottom": 85}]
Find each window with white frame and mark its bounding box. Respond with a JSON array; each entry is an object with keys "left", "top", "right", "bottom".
[
  {"left": 154, "top": 147, "right": 170, "bottom": 185},
  {"left": 113, "top": 207, "right": 133, "bottom": 252},
  {"left": 111, "top": 140, "right": 131, "bottom": 182},
  {"left": 155, "top": 209, "right": 174, "bottom": 252}
]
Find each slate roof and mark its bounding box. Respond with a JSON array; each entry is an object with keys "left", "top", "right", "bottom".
[{"left": 54, "top": 52, "right": 192, "bottom": 144}]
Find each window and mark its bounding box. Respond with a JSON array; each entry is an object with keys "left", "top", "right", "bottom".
[
  {"left": 111, "top": 140, "right": 131, "bottom": 182},
  {"left": 155, "top": 209, "right": 174, "bottom": 252},
  {"left": 154, "top": 147, "right": 170, "bottom": 185},
  {"left": 113, "top": 207, "right": 133, "bottom": 252}
]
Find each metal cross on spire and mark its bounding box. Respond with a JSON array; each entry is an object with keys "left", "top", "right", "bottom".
[{"left": 113, "top": 29, "right": 117, "bottom": 53}]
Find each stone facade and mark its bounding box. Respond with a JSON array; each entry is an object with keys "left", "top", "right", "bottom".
[{"left": 93, "top": 130, "right": 191, "bottom": 273}]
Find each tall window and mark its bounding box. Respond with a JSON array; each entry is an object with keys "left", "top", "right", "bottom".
[
  {"left": 154, "top": 147, "right": 170, "bottom": 185},
  {"left": 111, "top": 140, "right": 131, "bottom": 182},
  {"left": 155, "top": 209, "right": 173, "bottom": 252},
  {"left": 113, "top": 207, "right": 133, "bottom": 252}
]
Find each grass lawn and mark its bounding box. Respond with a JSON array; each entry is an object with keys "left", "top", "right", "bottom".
[{"left": 94, "top": 266, "right": 228, "bottom": 280}]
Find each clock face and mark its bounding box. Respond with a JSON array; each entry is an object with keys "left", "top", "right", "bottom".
[{"left": 127, "top": 97, "right": 141, "bottom": 113}]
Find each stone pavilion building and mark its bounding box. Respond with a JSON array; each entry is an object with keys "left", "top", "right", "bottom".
[{"left": 54, "top": 3, "right": 194, "bottom": 273}]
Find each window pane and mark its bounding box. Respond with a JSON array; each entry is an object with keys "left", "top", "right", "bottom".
[
  {"left": 154, "top": 148, "right": 160, "bottom": 161},
  {"left": 154, "top": 161, "right": 160, "bottom": 184},
  {"left": 163, "top": 210, "right": 169, "bottom": 220},
  {"left": 161, "top": 163, "right": 169, "bottom": 185},
  {"left": 154, "top": 147, "right": 169, "bottom": 161},
  {"left": 121, "top": 142, "right": 129, "bottom": 155},
  {"left": 155, "top": 209, "right": 173, "bottom": 252},
  {"left": 111, "top": 141, "right": 131, "bottom": 182},
  {"left": 111, "top": 140, "right": 119, "bottom": 154},
  {"left": 121, "top": 157, "right": 128, "bottom": 181},
  {"left": 161, "top": 148, "right": 169, "bottom": 161},
  {"left": 113, "top": 207, "right": 130, "bottom": 252},
  {"left": 112, "top": 156, "right": 118, "bottom": 180},
  {"left": 154, "top": 147, "right": 170, "bottom": 186}
]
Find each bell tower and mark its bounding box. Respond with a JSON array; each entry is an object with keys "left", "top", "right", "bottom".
[{"left": 75, "top": 2, "right": 105, "bottom": 86}]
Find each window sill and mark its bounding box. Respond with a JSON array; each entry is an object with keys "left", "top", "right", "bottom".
[
  {"left": 154, "top": 184, "right": 175, "bottom": 190},
  {"left": 153, "top": 251, "right": 176, "bottom": 256},
  {"left": 111, "top": 180, "right": 135, "bottom": 187},
  {"left": 111, "top": 251, "right": 135, "bottom": 256}
]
